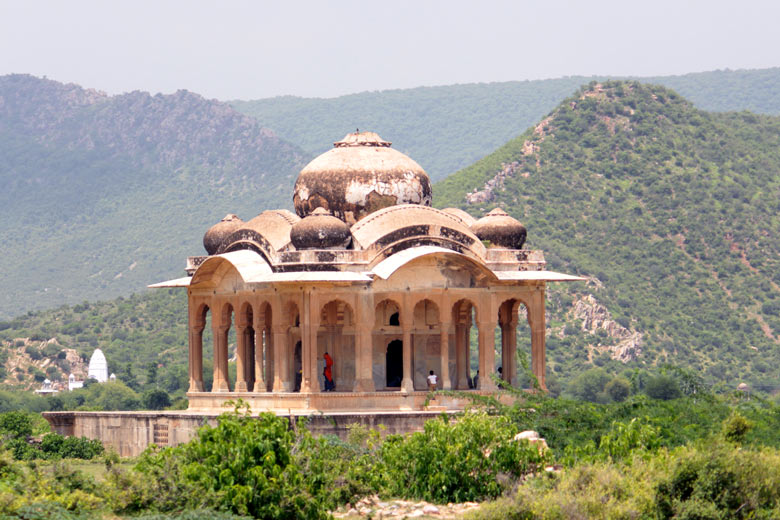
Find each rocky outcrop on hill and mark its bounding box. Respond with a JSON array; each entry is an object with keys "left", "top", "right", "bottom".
[{"left": 571, "top": 294, "right": 643, "bottom": 362}]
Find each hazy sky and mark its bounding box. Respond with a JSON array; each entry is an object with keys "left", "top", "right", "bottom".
[{"left": 2, "top": 0, "right": 779, "bottom": 100}]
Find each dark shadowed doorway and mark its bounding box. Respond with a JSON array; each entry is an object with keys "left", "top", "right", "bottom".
[{"left": 386, "top": 339, "right": 403, "bottom": 388}]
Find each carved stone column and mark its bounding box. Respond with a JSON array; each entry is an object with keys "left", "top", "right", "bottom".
[
  {"left": 272, "top": 324, "right": 287, "bottom": 392},
  {"left": 212, "top": 323, "right": 230, "bottom": 392},
  {"left": 235, "top": 324, "right": 248, "bottom": 392},
  {"left": 354, "top": 293, "right": 375, "bottom": 392},
  {"left": 439, "top": 320, "right": 451, "bottom": 390},
  {"left": 300, "top": 291, "right": 320, "bottom": 393},
  {"left": 188, "top": 324, "right": 204, "bottom": 392},
  {"left": 477, "top": 319, "right": 497, "bottom": 391},
  {"left": 400, "top": 300, "right": 414, "bottom": 394}
]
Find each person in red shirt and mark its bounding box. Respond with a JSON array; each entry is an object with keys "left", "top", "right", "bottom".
[{"left": 323, "top": 352, "right": 334, "bottom": 391}]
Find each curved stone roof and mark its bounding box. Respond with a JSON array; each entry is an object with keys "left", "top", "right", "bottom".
[
  {"left": 471, "top": 208, "right": 527, "bottom": 249},
  {"left": 293, "top": 132, "right": 432, "bottom": 225},
  {"left": 441, "top": 207, "right": 477, "bottom": 227},
  {"left": 350, "top": 204, "right": 486, "bottom": 259},
  {"left": 290, "top": 207, "right": 351, "bottom": 250},
  {"left": 220, "top": 210, "right": 300, "bottom": 258},
  {"left": 203, "top": 214, "right": 243, "bottom": 255}
]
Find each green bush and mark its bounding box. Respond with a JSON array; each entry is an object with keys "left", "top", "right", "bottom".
[
  {"left": 0, "top": 411, "right": 33, "bottom": 439},
  {"left": 605, "top": 377, "right": 631, "bottom": 402},
  {"left": 380, "top": 411, "right": 549, "bottom": 503},
  {"left": 122, "top": 405, "right": 328, "bottom": 519},
  {"left": 645, "top": 374, "right": 682, "bottom": 400}
]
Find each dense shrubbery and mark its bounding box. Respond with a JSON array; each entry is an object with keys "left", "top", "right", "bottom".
[
  {"left": 1, "top": 390, "right": 780, "bottom": 518},
  {"left": 0, "top": 411, "right": 103, "bottom": 461}
]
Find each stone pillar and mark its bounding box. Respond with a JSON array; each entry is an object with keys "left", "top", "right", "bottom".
[
  {"left": 235, "top": 324, "right": 248, "bottom": 392},
  {"left": 212, "top": 323, "right": 230, "bottom": 392},
  {"left": 272, "top": 324, "right": 287, "bottom": 392},
  {"left": 188, "top": 324, "right": 204, "bottom": 392},
  {"left": 477, "top": 319, "right": 497, "bottom": 391},
  {"left": 354, "top": 293, "right": 375, "bottom": 392},
  {"left": 400, "top": 300, "right": 414, "bottom": 394},
  {"left": 529, "top": 288, "right": 547, "bottom": 391},
  {"left": 439, "top": 321, "right": 451, "bottom": 390},
  {"left": 300, "top": 291, "right": 319, "bottom": 393}
]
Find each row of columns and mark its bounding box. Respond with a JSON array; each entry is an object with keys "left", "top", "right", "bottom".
[{"left": 188, "top": 287, "right": 547, "bottom": 394}]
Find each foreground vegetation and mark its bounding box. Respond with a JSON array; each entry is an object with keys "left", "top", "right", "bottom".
[{"left": 1, "top": 377, "right": 780, "bottom": 519}]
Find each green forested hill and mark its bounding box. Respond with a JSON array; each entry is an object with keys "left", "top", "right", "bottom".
[
  {"left": 436, "top": 80, "right": 780, "bottom": 391},
  {"left": 0, "top": 75, "right": 308, "bottom": 320},
  {"left": 231, "top": 68, "right": 780, "bottom": 182}
]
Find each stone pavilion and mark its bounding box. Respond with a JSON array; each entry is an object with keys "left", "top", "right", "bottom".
[{"left": 152, "top": 131, "right": 583, "bottom": 413}]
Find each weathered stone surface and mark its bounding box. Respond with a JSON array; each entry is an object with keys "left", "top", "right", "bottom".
[
  {"left": 293, "top": 132, "right": 432, "bottom": 225},
  {"left": 471, "top": 208, "right": 527, "bottom": 250},
  {"left": 203, "top": 214, "right": 243, "bottom": 255},
  {"left": 290, "top": 207, "right": 351, "bottom": 250}
]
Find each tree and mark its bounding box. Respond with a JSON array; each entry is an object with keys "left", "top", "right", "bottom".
[
  {"left": 605, "top": 377, "right": 631, "bottom": 402},
  {"left": 143, "top": 389, "right": 171, "bottom": 410},
  {"left": 645, "top": 375, "right": 682, "bottom": 400}
]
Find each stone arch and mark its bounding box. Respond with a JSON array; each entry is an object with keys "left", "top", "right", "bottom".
[
  {"left": 497, "top": 297, "right": 537, "bottom": 388},
  {"left": 253, "top": 301, "right": 273, "bottom": 392},
  {"left": 375, "top": 299, "right": 401, "bottom": 328},
  {"left": 451, "top": 298, "right": 478, "bottom": 390},
  {"left": 318, "top": 299, "right": 356, "bottom": 391},
  {"left": 412, "top": 299, "right": 440, "bottom": 390},
  {"left": 374, "top": 298, "right": 403, "bottom": 390}
]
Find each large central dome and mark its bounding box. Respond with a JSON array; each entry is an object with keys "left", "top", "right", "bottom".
[{"left": 293, "top": 131, "right": 432, "bottom": 225}]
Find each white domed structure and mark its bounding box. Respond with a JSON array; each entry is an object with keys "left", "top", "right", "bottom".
[{"left": 88, "top": 348, "right": 109, "bottom": 383}]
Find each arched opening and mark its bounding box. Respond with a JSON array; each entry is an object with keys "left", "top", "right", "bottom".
[
  {"left": 281, "top": 302, "right": 301, "bottom": 392},
  {"left": 237, "top": 303, "right": 255, "bottom": 392},
  {"left": 375, "top": 299, "right": 402, "bottom": 390},
  {"left": 496, "top": 298, "right": 534, "bottom": 388},
  {"left": 318, "top": 300, "right": 356, "bottom": 392},
  {"left": 413, "top": 299, "right": 440, "bottom": 390},
  {"left": 452, "top": 299, "right": 478, "bottom": 390},
  {"left": 386, "top": 339, "right": 403, "bottom": 387},
  {"left": 254, "top": 301, "right": 273, "bottom": 393}
]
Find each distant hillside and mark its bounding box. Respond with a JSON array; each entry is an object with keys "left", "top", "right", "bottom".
[
  {"left": 231, "top": 68, "right": 780, "bottom": 181},
  {"left": 0, "top": 75, "right": 308, "bottom": 320},
  {"left": 436, "top": 81, "right": 780, "bottom": 391}
]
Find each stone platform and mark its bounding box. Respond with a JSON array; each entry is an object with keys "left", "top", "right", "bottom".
[{"left": 43, "top": 391, "right": 482, "bottom": 457}]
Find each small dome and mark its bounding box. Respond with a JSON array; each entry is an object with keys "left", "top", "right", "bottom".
[
  {"left": 471, "top": 208, "right": 527, "bottom": 249},
  {"left": 290, "top": 207, "right": 351, "bottom": 250},
  {"left": 203, "top": 214, "right": 243, "bottom": 255},
  {"left": 293, "top": 131, "right": 432, "bottom": 225}
]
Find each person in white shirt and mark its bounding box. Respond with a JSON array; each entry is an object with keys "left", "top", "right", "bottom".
[{"left": 427, "top": 370, "right": 438, "bottom": 392}]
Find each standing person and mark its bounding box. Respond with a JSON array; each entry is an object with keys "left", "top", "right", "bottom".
[
  {"left": 427, "top": 370, "right": 438, "bottom": 392},
  {"left": 323, "top": 352, "right": 334, "bottom": 391},
  {"left": 473, "top": 370, "right": 479, "bottom": 390}
]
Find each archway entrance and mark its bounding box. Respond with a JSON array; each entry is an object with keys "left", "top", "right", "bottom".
[{"left": 386, "top": 340, "right": 403, "bottom": 388}]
